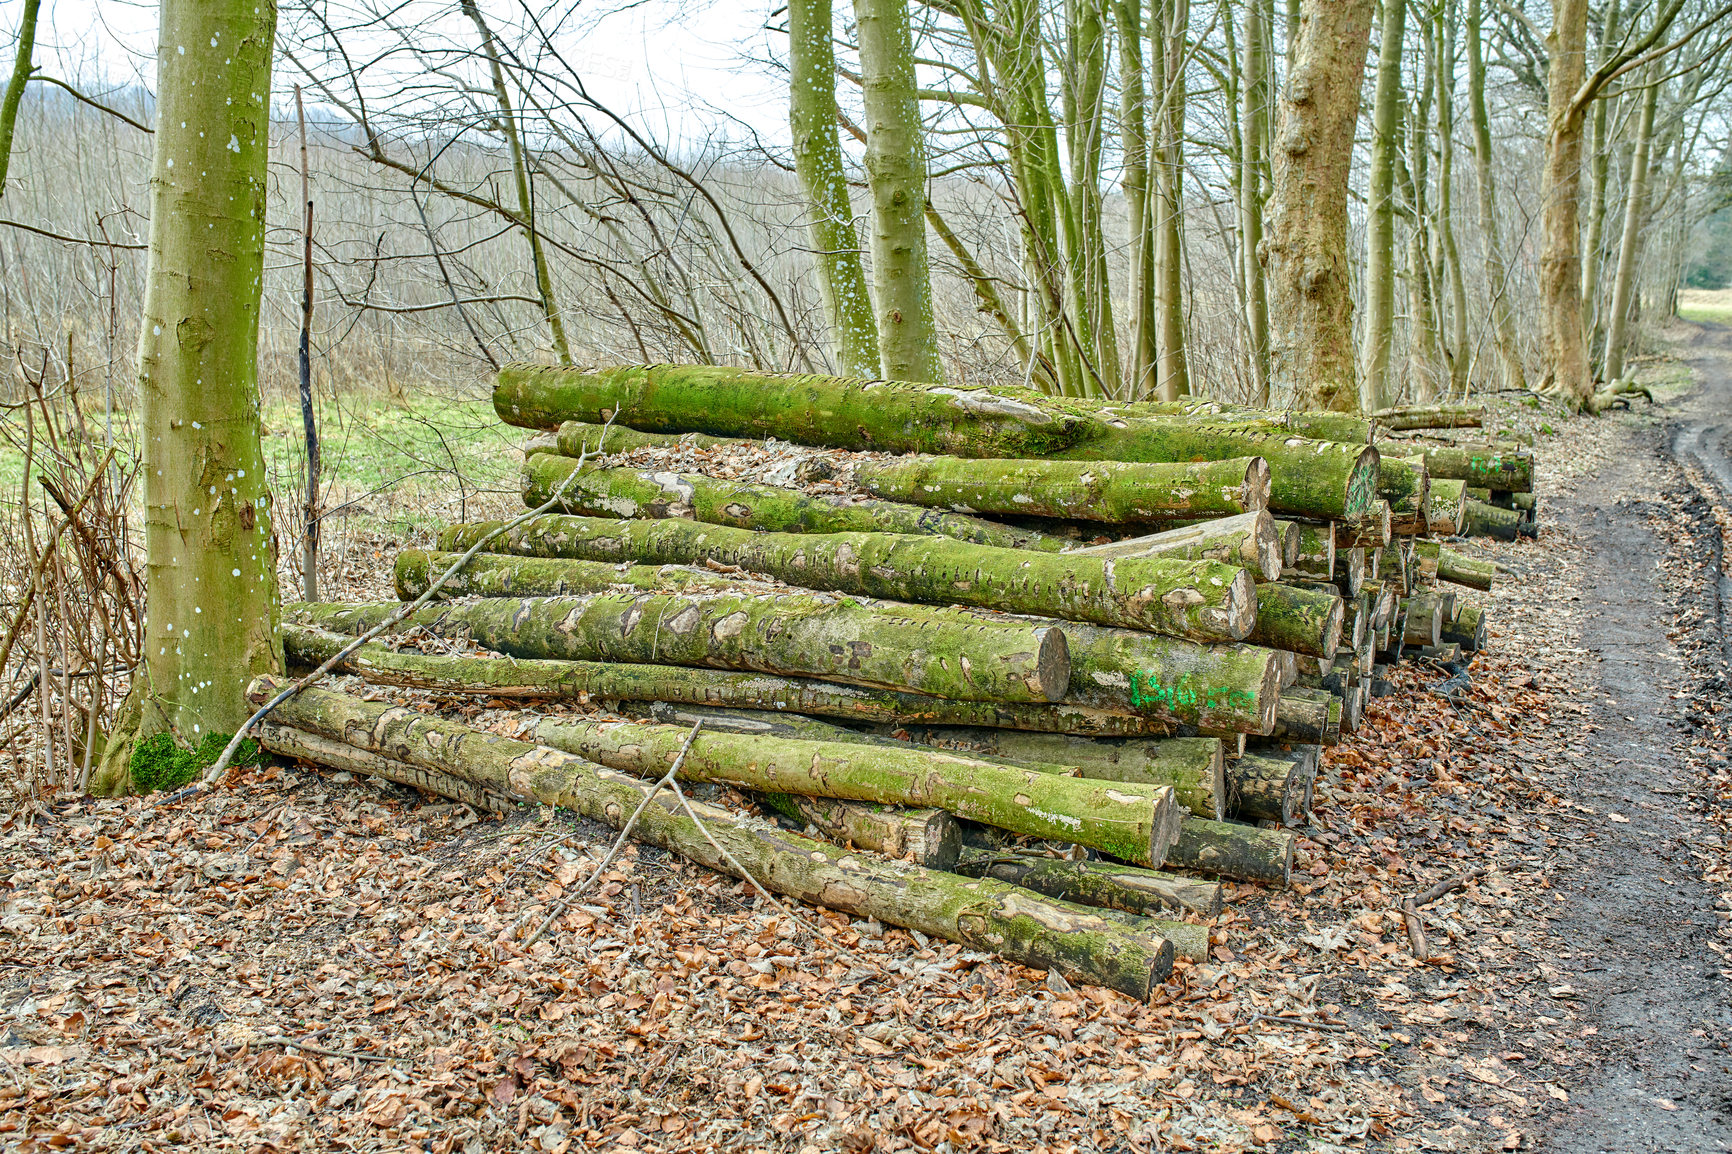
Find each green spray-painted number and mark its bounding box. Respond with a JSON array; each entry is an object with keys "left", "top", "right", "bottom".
[{"left": 1129, "top": 670, "right": 1256, "bottom": 714}]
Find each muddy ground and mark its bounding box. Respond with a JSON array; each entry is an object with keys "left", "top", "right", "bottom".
[{"left": 2, "top": 338, "right": 1731, "bottom": 1153}]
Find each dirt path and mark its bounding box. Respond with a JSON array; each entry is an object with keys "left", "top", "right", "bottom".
[{"left": 1532, "top": 326, "right": 1732, "bottom": 1151}]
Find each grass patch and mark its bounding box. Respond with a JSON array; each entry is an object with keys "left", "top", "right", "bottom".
[{"left": 1677, "top": 289, "right": 1732, "bottom": 325}]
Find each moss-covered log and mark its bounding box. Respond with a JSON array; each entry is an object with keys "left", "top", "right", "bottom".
[
  {"left": 955, "top": 850, "right": 1223, "bottom": 922},
  {"left": 1427, "top": 478, "right": 1467, "bottom": 534},
  {"left": 523, "top": 452, "right": 1068, "bottom": 551},
  {"left": 1288, "top": 523, "right": 1336, "bottom": 580},
  {"left": 529, "top": 716, "right": 1182, "bottom": 867},
  {"left": 855, "top": 454, "right": 1270, "bottom": 522},
  {"left": 249, "top": 678, "right": 1174, "bottom": 998},
  {"left": 394, "top": 550, "right": 750, "bottom": 602},
  {"left": 494, "top": 364, "right": 1379, "bottom": 520},
  {"left": 1402, "top": 593, "right": 1445, "bottom": 646},
  {"left": 1243, "top": 583, "right": 1343, "bottom": 658},
  {"left": 1070, "top": 511, "right": 1281, "bottom": 581},
  {"left": 1441, "top": 604, "right": 1488, "bottom": 651},
  {"left": 1436, "top": 546, "right": 1496, "bottom": 591},
  {"left": 256, "top": 721, "right": 512, "bottom": 813},
  {"left": 439, "top": 514, "right": 1257, "bottom": 641},
  {"left": 282, "top": 623, "right": 1176, "bottom": 736},
  {"left": 758, "top": 794, "right": 961, "bottom": 870},
  {"left": 1334, "top": 546, "right": 1365, "bottom": 596},
  {"left": 1271, "top": 688, "right": 1342, "bottom": 744},
  {"left": 1224, "top": 749, "right": 1307, "bottom": 824},
  {"left": 287, "top": 591, "right": 1068, "bottom": 703},
  {"left": 1336, "top": 500, "right": 1393, "bottom": 548},
  {"left": 1371, "top": 403, "right": 1485, "bottom": 430},
  {"left": 1168, "top": 817, "right": 1293, "bottom": 885},
  {"left": 1379, "top": 455, "right": 1431, "bottom": 535},
  {"left": 1117, "top": 398, "right": 1374, "bottom": 446},
  {"left": 1409, "top": 442, "right": 1533, "bottom": 492},
  {"left": 1462, "top": 498, "right": 1533, "bottom": 540},
  {"left": 1270, "top": 520, "right": 1302, "bottom": 569}
]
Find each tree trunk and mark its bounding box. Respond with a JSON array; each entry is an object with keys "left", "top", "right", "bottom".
[
  {"left": 788, "top": 0, "right": 881, "bottom": 377},
  {"left": 252, "top": 678, "right": 1175, "bottom": 999},
  {"left": 523, "top": 453, "right": 1070, "bottom": 551},
  {"left": 1270, "top": 687, "right": 1342, "bottom": 743},
  {"left": 1168, "top": 817, "right": 1293, "bottom": 884},
  {"left": 1243, "top": 582, "right": 1344, "bottom": 657},
  {"left": 394, "top": 549, "right": 752, "bottom": 602},
  {"left": 551, "top": 419, "right": 748, "bottom": 457},
  {"left": 0, "top": 0, "right": 41, "bottom": 195},
  {"left": 1263, "top": 0, "right": 1378, "bottom": 411},
  {"left": 289, "top": 588, "right": 1069, "bottom": 703},
  {"left": 956, "top": 850, "right": 1223, "bottom": 918},
  {"left": 92, "top": 0, "right": 283, "bottom": 795},
  {"left": 1361, "top": 0, "right": 1406, "bottom": 412},
  {"left": 758, "top": 793, "right": 960, "bottom": 869},
  {"left": 439, "top": 513, "right": 1258, "bottom": 641},
  {"left": 1465, "top": 0, "right": 1528, "bottom": 392},
  {"left": 1240, "top": 0, "right": 1273, "bottom": 401},
  {"left": 855, "top": 455, "right": 1270, "bottom": 522},
  {"left": 1402, "top": 592, "right": 1445, "bottom": 645},
  {"left": 1602, "top": 76, "right": 1660, "bottom": 383},
  {"left": 1381, "top": 456, "right": 1432, "bottom": 534},
  {"left": 529, "top": 715, "right": 1182, "bottom": 868},
  {"left": 1540, "top": 0, "right": 1593, "bottom": 405},
  {"left": 853, "top": 0, "right": 942, "bottom": 381},
  {"left": 1581, "top": 0, "right": 1622, "bottom": 355},
  {"left": 1153, "top": 0, "right": 1191, "bottom": 400},
  {"left": 1071, "top": 511, "right": 1282, "bottom": 580},
  {"left": 282, "top": 622, "right": 1178, "bottom": 737},
  {"left": 1434, "top": 4, "right": 1471, "bottom": 397}
]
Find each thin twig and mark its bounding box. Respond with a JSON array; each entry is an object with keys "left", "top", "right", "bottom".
[
  {"left": 257, "top": 1035, "right": 399, "bottom": 1064},
  {"left": 1413, "top": 866, "right": 1486, "bottom": 908}
]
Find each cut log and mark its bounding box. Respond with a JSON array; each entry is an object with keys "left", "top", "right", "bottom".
[
  {"left": 1335, "top": 500, "right": 1393, "bottom": 548},
  {"left": 282, "top": 623, "right": 1175, "bottom": 736},
  {"left": 1406, "top": 442, "right": 1534, "bottom": 492},
  {"left": 528, "top": 716, "right": 1183, "bottom": 868},
  {"left": 1436, "top": 547, "right": 1497, "bottom": 591},
  {"left": 523, "top": 453, "right": 1069, "bottom": 551},
  {"left": 1168, "top": 817, "right": 1293, "bottom": 885},
  {"left": 1402, "top": 593, "right": 1445, "bottom": 646},
  {"left": 1225, "top": 750, "right": 1306, "bottom": 825},
  {"left": 395, "top": 550, "right": 751, "bottom": 602},
  {"left": 1441, "top": 604, "right": 1488, "bottom": 652},
  {"left": 1380, "top": 456, "right": 1431, "bottom": 535},
  {"left": 439, "top": 515, "right": 1257, "bottom": 641},
  {"left": 287, "top": 591, "right": 1069, "bottom": 703},
  {"left": 1270, "top": 520, "right": 1303, "bottom": 569},
  {"left": 1372, "top": 403, "right": 1485, "bottom": 430},
  {"left": 1271, "top": 688, "right": 1341, "bottom": 745},
  {"left": 1375, "top": 542, "right": 1412, "bottom": 595},
  {"left": 553, "top": 418, "right": 749, "bottom": 456},
  {"left": 1462, "top": 499, "right": 1533, "bottom": 540},
  {"left": 247, "top": 677, "right": 1174, "bottom": 998},
  {"left": 255, "top": 721, "right": 512, "bottom": 813},
  {"left": 955, "top": 850, "right": 1222, "bottom": 918},
  {"left": 854, "top": 454, "right": 1271, "bottom": 522},
  {"left": 1243, "top": 583, "right": 1344, "bottom": 658},
  {"left": 1069, "top": 511, "right": 1281, "bottom": 581},
  {"left": 1287, "top": 523, "right": 1336, "bottom": 581},
  {"left": 1117, "top": 397, "right": 1374, "bottom": 445},
  {"left": 1334, "top": 546, "right": 1365, "bottom": 596},
  {"left": 757, "top": 794, "right": 961, "bottom": 870},
  {"left": 1427, "top": 478, "right": 1467, "bottom": 535}
]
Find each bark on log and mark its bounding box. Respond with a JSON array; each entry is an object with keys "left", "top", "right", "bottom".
[
  {"left": 758, "top": 794, "right": 961, "bottom": 870},
  {"left": 1375, "top": 542, "right": 1412, "bottom": 595},
  {"left": 1436, "top": 547, "right": 1495, "bottom": 591},
  {"left": 438, "top": 514, "right": 1257, "bottom": 641},
  {"left": 1270, "top": 688, "right": 1341, "bottom": 745},
  {"left": 552, "top": 418, "right": 748, "bottom": 456},
  {"left": 1169, "top": 817, "right": 1294, "bottom": 885},
  {"left": 287, "top": 592, "right": 1069, "bottom": 703},
  {"left": 1380, "top": 456, "right": 1431, "bottom": 535},
  {"left": 1243, "top": 583, "right": 1344, "bottom": 658},
  {"left": 1441, "top": 604, "right": 1488, "bottom": 651},
  {"left": 1372, "top": 403, "right": 1485, "bottom": 430},
  {"left": 1069, "top": 511, "right": 1281, "bottom": 581},
  {"left": 1288, "top": 523, "right": 1336, "bottom": 580},
  {"left": 855, "top": 454, "right": 1271, "bottom": 522},
  {"left": 248, "top": 677, "right": 1174, "bottom": 998},
  {"left": 395, "top": 549, "right": 750, "bottom": 602},
  {"left": 1224, "top": 750, "right": 1306, "bottom": 824},
  {"left": 1427, "top": 478, "right": 1467, "bottom": 535},
  {"left": 1335, "top": 500, "right": 1393, "bottom": 548},
  {"left": 1334, "top": 546, "right": 1366, "bottom": 596},
  {"left": 955, "top": 850, "right": 1223, "bottom": 923},
  {"left": 283, "top": 623, "right": 1176, "bottom": 736},
  {"left": 1117, "top": 398, "right": 1375, "bottom": 445},
  {"left": 523, "top": 453, "right": 1069, "bottom": 551},
  {"left": 494, "top": 364, "right": 1381, "bottom": 520},
  {"left": 255, "top": 721, "right": 512, "bottom": 812},
  {"left": 1408, "top": 443, "right": 1533, "bottom": 492},
  {"left": 1462, "top": 499, "right": 1533, "bottom": 540},
  {"left": 1402, "top": 594, "right": 1445, "bottom": 646},
  {"left": 529, "top": 715, "right": 1183, "bottom": 867}
]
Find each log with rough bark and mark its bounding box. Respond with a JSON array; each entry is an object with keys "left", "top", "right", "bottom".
[
  {"left": 493, "top": 365, "right": 1382, "bottom": 520},
  {"left": 1335, "top": 500, "right": 1393, "bottom": 548},
  {"left": 1436, "top": 547, "right": 1496, "bottom": 591},
  {"left": 1462, "top": 499, "right": 1533, "bottom": 540},
  {"left": 1070, "top": 512, "right": 1281, "bottom": 581},
  {"left": 1427, "top": 478, "right": 1467, "bottom": 535},
  {"left": 282, "top": 623, "right": 1176, "bottom": 736},
  {"left": 523, "top": 453, "right": 1069, "bottom": 551},
  {"left": 439, "top": 514, "right": 1257, "bottom": 641},
  {"left": 854, "top": 454, "right": 1271, "bottom": 522},
  {"left": 1441, "top": 604, "right": 1488, "bottom": 652},
  {"left": 1406, "top": 442, "right": 1533, "bottom": 492},
  {"left": 757, "top": 794, "right": 961, "bottom": 870},
  {"left": 955, "top": 851, "right": 1222, "bottom": 927},
  {"left": 1225, "top": 749, "right": 1308, "bottom": 825},
  {"left": 247, "top": 677, "right": 1175, "bottom": 998},
  {"left": 287, "top": 591, "right": 1069, "bottom": 703},
  {"left": 1168, "top": 817, "right": 1294, "bottom": 885},
  {"left": 528, "top": 715, "right": 1183, "bottom": 867},
  {"left": 1372, "top": 403, "right": 1485, "bottom": 430},
  {"left": 1402, "top": 593, "right": 1445, "bottom": 646},
  {"left": 1243, "top": 582, "right": 1344, "bottom": 658},
  {"left": 1287, "top": 523, "right": 1336, "bottom": 581}
]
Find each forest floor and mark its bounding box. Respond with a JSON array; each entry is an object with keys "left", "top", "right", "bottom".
[{"left": 3, "top": 343, "right": 1731, "bottom": 1153}]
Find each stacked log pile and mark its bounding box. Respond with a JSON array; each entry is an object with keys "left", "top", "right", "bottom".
[{"left": 259, "top": 367, "right": 1529, "bottom": 998}]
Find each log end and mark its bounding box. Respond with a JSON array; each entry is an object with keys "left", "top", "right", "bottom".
[
  {"left": 1243, "top": 456, "right": 1273, "bottom": 513},
  {"left": 917, "top": 810, "right": 965, "bottom": 872},
  {"left": 1036, "top": 627, "right": 1072, "bottom": 704},
  {"left": 1226, "top": 569, "right": 1260, "bottom": 642}
]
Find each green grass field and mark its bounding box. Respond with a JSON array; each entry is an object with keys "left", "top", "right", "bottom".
[{"left": 1677, "top": 289, "right": 1732, "bottom": 325}]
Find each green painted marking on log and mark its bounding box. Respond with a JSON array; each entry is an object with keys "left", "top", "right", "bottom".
[{"left": 1128, "top": 670, "right": 1256, "bottom": 714}]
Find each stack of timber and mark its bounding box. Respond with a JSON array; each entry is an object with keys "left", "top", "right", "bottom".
[{"left": 258, "top": 365, "right": 1532, "bottom": 999}]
